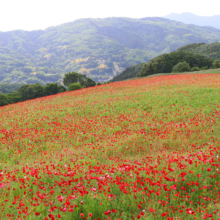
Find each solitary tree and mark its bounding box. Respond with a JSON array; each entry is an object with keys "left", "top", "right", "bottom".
[
  {"left": 63, "top": 72, "right": 96, "bottom": 88},
  {"left": 79, "top": 75, "right": 96, "bottom": 88},
  {"left": 63, "top": 72, "right": 79, "bottom": 87}
]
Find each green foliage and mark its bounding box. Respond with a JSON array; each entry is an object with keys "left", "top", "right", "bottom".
[
  {"left": 111, "top": 63, "right": 144, "bottom": 82},
  {"left": 0, "top": 83, "right": 25, "bottom": 94},
  {"left": 79, "top": 75, "right": 96, "bottom": 88},
  {"left": 63, "top": 72, "right": 79, "bottom": 87},
  {"left": 191, "top": 67, "right": 200, "bottom": 71},
  {"left": 138, "top": 51, "right": 213, "bottom": 77},
  {"left": 2, "top": 18, "right": 220, "bottom": 83},
  {"left": 213, "top": 60, "right": 220, "bottom": 68},
  {"left": 25, "top": 77, "right": 45, "bottom": 85},
  {"left": 35, "top": 71, "right": 47, "bottom": 80},
  {"left": 5, "top": 91, "right": 23, "bottom": 104},
  {"left": 172, "top": 61, "right": 191, "bottom": 73},
  {"left": 0, "top": 82, "right": 66, "bottom": 107},
  {"left": 201, "top": 66, "right": 208, "bottom": 70},
  {"left": 68, "top": 83, "right": 82, "bottom": 91},
  {"left": 178, "top": 42, "right": 220, "bottom": 60},
  {"left": 58, "top": 85, "right": 66, "bottom": 93},
  {"left": 0, "top": 93, "right": 9, "bottom": 106},
  {"left": 44, "top": 83, "right": 59, "bottom": 96},
  {"left": 18, "top": 84, "right": 44, "bottom": 101},
  {"left": 63, "top": 72, "right": 96, "bottom": 88}
]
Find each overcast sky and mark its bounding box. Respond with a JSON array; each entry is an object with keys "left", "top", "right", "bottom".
[{"left": 1, "top": 0, "right": 220, "bottom": 32}]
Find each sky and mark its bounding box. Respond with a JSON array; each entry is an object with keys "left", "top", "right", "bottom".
[{"left": 0, "top": 0, "right": 220, "bottom": 32}]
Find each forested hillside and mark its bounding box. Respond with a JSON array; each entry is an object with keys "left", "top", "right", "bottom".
[
  {"left": 177, "top": 42, "right": 220, "bottom": 60},
  {"left": 1, "top": 17, "right": 220, "bottom": 83},
  {"left": 138, "top": 51, "right": 213, "bottom": 77}
]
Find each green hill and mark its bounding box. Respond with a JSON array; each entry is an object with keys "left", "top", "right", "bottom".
[
  {"left": 113, "top": 42, "right": 220, "bottom": 81},
  {"left": 1, "top": 17, "right": 220, "bottom": 83},
  {"left": 177, "top": 42, "right": 220, "bottom": 60}
]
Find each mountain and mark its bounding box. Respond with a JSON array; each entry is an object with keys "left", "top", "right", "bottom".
[
  {"left": 163, "top": 12, "right": 220, "bottom": 30},
  {"left": 1, "top": 17, "right": 220, "bottom": 84}
]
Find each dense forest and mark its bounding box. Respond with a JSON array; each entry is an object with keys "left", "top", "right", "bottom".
[
  {"left": 138, "top": 51, "right": 213, "bottom": 77},
  {"left": 177, "top": 42, "right": 220, "bottom": 60},
  {"left": 1, "top": 17, "right": 220, "bottom": 84}
]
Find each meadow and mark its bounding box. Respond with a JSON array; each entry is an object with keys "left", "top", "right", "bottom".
[{"left": 0, "top": 73, "right": 219, "bottom": 220}]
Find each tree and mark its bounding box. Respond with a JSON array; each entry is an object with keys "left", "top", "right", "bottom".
[
  {"left": 25, "top": 77, "right": 44, "bottom": 85},
  {"left": 172, "top": 61, "right": 191, "bottom": 73},
  {"left": 18, "top": 84, "right": 44, "bottom": 101},
  {"left": 138, "top": 51, "right": 213, "bottom": 77},
  {"left": 79, "top": 75, "right": 96, "bottom": 88},
  {"left": 58, "top": 85, "right": 66, "bottom": 93},
  {"left": 63, "top": 72, "right": 79, "bottom": 87},
  {"left": 213, "top": 60, "right": 220, "bottom": 68},
  {"left": 68, "top": 83, "right": 82, "bottom": 91},
  {"left": 0, "top": 93, "right": 9, "bottom": 106},
  {"left": 35, "top": 71, "right": 47, "bottom": 81},
  {"left": 63, "top": 72, "right": 96, "bottom": 88},
  {"left": 5, "top": 92, "right": 23, "bottom": 104},
  {"left": 44, "top": 83, "right": 59, "bottom": 96}
]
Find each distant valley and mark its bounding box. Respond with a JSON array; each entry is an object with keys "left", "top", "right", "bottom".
[{"left": 1, "top": 17, "right": 220, "bottom": 84}]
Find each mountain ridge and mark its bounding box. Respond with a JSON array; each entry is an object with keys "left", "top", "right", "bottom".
[
  {"left": 163, "top": 12, "right": 220, "bottom": 30},
  {"left": 1, "top": 17, "right": 220, "bottom": 83}
]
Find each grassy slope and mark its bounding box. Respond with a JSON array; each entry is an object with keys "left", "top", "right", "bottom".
[
  {"left": 1, "top": 17, "right": 220, "bottom": 83},
  {"left": 0, "top": 73, "right": 220, "bottom": 219}
]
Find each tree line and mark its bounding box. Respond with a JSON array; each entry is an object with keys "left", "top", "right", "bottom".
[
  {"left": 138, "top": 51, "right": 219, "bottom": 77},
  {"left": 0, "top": 72, "right": 97, "bottom": 107}
]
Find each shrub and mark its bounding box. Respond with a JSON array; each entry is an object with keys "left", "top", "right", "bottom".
[
  {"left": 213, "top": 60, "right": 220, "bottom": 68},
  {"left": 58, "top": 85, "right": 66, "bottom": 93},
  {"left": 68, "top": 83, "right": 82, "bottom": 91},
  {"left": 201, "top": 66, "right": 208, "bottom": 70},
  {"left": 191, "top": 67, "right": 200, "bottom": 71},
  {"left": 172, "top": 61, "right": 191, "bottom": 73}
]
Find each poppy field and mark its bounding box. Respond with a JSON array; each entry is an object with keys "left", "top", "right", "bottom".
[{"left": 0, "top": 74, "right": 220, "bottom": 220}]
